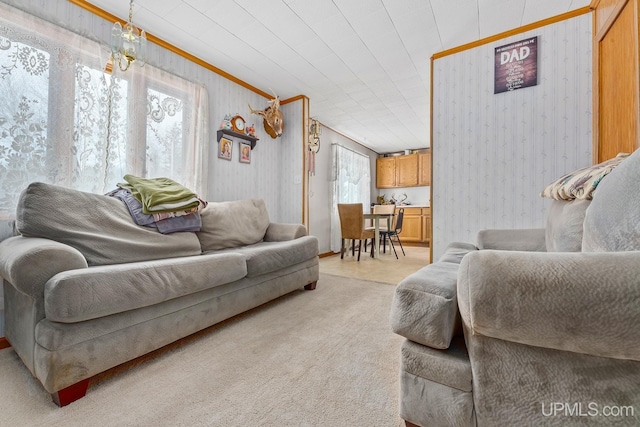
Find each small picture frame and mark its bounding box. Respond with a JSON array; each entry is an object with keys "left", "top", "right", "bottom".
[
  {"left": 239, "top": 142, "right": 251, "bottom": 164},
  {"left": 218, "top": 137, "right": 232, "bottom": 160}
]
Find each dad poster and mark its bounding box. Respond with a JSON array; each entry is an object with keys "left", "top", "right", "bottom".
[{"left": 494, "top": 36, "right": 538, "bottom": 94}]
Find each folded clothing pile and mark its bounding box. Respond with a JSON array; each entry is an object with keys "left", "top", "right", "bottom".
[{"left": 109, "top": 174, "right": 207, "bottom": 234}]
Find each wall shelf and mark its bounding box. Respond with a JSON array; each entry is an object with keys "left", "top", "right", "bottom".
[{"left": 217, "top": 129, "right": 259, "bottom": 150}]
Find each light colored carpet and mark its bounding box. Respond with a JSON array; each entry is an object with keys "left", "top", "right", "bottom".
[{"left": 0, "top": 274, "right": 405, "bottom": 427}]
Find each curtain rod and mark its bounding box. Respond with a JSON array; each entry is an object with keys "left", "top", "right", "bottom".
[{"left": 331, "top": 143, "right": 370, "bottom": 159}]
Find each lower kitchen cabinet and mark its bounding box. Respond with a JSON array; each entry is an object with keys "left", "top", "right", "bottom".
[{"left": 396, "top": 207, "right": 431, "bottom": 244}]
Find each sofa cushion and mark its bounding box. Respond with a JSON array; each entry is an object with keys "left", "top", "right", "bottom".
[
  {"left": 545, "top": 199, "right": 590, "bottom": 252},
  {"left": 196, "top": 199, "right": 270, "bottom": 251},
  {"left": 210, "top": 235, "right": 319, "bottom": 277},
  {"left": 390, "top": 260, "right": 462, "bottom": 349},
  {"left": 477, "top": 229, "right": 546, "bottom": 252},
  {"left": 438, "top": 242, "right": 478, "bottom": 264},
  {"left": 583, "top": 148, "right": 640, "bottom": 251},
  {"left": 16, "top": 182, "right": 202, "bottom": 266},
  {"left": 44, "top": 252, "right": 247, "bottom": 323}
]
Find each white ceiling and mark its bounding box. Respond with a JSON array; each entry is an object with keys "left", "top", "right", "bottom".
[{"left": 87, "top": 0, "right": 590, "bottom": 153}]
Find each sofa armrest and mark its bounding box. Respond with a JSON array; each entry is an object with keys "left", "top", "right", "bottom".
[
  {"left": 458, "top": 250, "right": 640, "bottom": 361},
  {"left": 390, "top": 262, "right": 463, "bottom": 349},
  {"left": 476, "top": 228, "right": 546, "bottom": 251},
  {"left": 0, "top": 236, "right": 88, "bottom": 298},
  {"left": 264, "top": 223, "right": 307, "bottom": 242}
]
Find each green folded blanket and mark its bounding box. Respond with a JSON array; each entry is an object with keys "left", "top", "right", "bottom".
[{"left": 119, "top": 174, "right": 200, "bottom": 214}]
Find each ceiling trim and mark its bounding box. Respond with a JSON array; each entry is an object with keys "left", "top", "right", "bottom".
[
  {"left": 67, "top": 0, "right": 274, "bottom": 99},
  {"left": 321, "top": 124, "right": 381, "bottom": 156},
  {"left": 433, "top": 6, "right": 592, "bottom": 60}
]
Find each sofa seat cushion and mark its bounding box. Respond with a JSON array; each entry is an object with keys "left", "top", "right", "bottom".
[
  {"left": 196, "top": 199, "right": 270, "bottom": 251},
  {"left": 16, "top": 182, "right": 202, "bottom": 266},
  {"left": 390, "top": 260, "right": 462, "bottom": 349},
  {"left": 210, "top": 236, "right": 318, "bottom": 277},
  {"left": 401, "top": 337, "right": 472, "bottom": 392},
  {"left": 438, "top": 242, "right": 477, "bottom": 264},
  {"left": 44, "top": 252, "right": 247, "bottom": 323}
]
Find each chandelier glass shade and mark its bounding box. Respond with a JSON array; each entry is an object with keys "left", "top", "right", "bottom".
[{"left": 110, "top": 0, "right": 147, "bottom": 71}]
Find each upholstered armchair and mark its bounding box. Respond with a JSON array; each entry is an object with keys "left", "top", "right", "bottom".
[{"left": 390, "top": 151, "right": 640, "bottom": 426}]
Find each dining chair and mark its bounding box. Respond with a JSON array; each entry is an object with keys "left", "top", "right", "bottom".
[
  {"left": 337, "top": 203, "right": 375, "bottom": 261},
  {"left": 382, "top": 208, "right": 406, "bottom": 259},
  {"left": 365, "top": 204, "right": 396, "bottom": 231},
  {"left": 365, "top": 204, "right": 396, "bottom": 253}
]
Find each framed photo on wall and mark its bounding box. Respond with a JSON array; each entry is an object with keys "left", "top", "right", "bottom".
[
  {"left": 218, "top": 137, "right": 232, "bottom": 160},
  {"left": 239, "top": 142, "right": 251, "bottom": 164}
]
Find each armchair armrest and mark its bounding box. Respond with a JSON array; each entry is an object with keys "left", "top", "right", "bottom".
[
  {"left": 0, "top": 236, "right": 87, "bottom": 299},
  {"left": 458, "top": 250, "right": 640, "bottom": 361},
  {"left": 264, "top": 223, "right": 307, "bottom": 242},
  {"left": 476, "top": 228, "right": 546, "bottom": 251}
]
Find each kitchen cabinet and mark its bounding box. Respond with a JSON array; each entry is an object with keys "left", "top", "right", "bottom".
[
  {"left": 418, "top": 152, "right": 431, "bottom": 186},
  {"left": 376, "top": 157, "right": 396, "bottom": 188},
  {"left": 376, "top": 152, "right": 429, "bottom": 188},
  {"left": 396, "top": 154, "right": 418, "bottom": 187},
  {"left": 422, "top": 207, "right": 431, "bottom": 244},
  {"left": 396, "top": 207, "right": 430, "bottom": 244}
]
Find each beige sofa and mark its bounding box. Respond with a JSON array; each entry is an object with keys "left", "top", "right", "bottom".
[
  {"left": 0, "top": 182, "right": 319, "bottom": 406},
  {"left": 390, "top": 149, "right": 640, "bottom": 426}
]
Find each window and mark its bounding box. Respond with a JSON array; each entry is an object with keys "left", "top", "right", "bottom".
[
  {"left": 330, "top": 144, "right": 371, "bottom": 252},
  {"left": 0, "top": 3, "right": 208, "bottom": 219}
]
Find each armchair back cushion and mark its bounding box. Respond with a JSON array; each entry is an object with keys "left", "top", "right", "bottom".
[
  {"left": 545, "top": 199, "right": 590, "bottom": 252},
  {"left": 583, "top": 148, "right": 640, "bottom": 252}
]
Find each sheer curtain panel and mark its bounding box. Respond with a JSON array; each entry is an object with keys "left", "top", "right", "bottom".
[
  {"left": 330, "top": 144, "right": 371, "bottom": 253},
  {"left": 0, "top": 2, "right": 209, "bottom": 219}
]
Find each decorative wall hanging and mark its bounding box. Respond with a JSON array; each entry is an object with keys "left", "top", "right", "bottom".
[
  {"left": 307, "top": 118, "right": 321, "bottom": 175},
  {"left": 494, "top": 36, "right": 538, "bottom": 94},
  {"left": 308, "top": 118, "right": 321, "bottom": 154},
  {"left": 248, "top": 90, "right": 284, "bottom": 138}
]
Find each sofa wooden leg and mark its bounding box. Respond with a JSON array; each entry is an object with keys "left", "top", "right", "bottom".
[
  {"left": 51, "top": 378, "right": 90, "bottom": 407},
  {"left": 304, "top": 281, "right": 317, "bottom": 291},
  {"left": 405, "top": 421, "right": 421, "bottom": 427}
]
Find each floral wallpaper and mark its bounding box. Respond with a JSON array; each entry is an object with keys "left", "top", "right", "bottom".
[{"left": 431, "top": 13, "right": 593, "bottom": 260}]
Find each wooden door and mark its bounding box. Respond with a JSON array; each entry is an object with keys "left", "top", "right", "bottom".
[{"left": 592, "top": 0, "right": 640, "bottom": 162}]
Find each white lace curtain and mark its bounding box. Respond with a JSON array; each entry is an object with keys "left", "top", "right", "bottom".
[
  {"left": 0, "top": 3, "right": 209, "bottom": 218},
  {"left": 330, "top": 144, "right": 371, "bottom": 252}
]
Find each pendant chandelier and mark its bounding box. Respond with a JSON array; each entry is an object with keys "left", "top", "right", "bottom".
[{"left": 110, "top": 0, "right": 147, "bottom": 71}]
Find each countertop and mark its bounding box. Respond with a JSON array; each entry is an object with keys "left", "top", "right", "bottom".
[{"left": 396, "top": 204, "right": 430, "bottom": 208}]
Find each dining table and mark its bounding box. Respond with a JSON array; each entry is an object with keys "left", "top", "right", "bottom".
[{"left": 363, "top": 212, "right": 393, "bottom": 257}]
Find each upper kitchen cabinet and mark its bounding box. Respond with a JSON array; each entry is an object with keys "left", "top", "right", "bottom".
[
  {"left": 418, "top": 151, "right": 431, "bottom": 186},
  {"left": 376, "top": 150, "right": 431, "bottom": 188},
  {"left": 376, "top": 156, "right": 397, "bottom": 188},
  {"left": 396, "top": 154, "right": 418, "bottom": 187}
]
